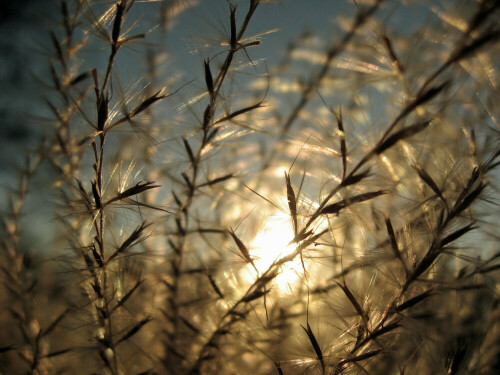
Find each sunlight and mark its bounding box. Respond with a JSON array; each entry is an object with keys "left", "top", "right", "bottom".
[{"left": 251, "top": 211, "right": 303, "bottom": 293}]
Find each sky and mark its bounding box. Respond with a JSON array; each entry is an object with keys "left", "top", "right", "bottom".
[
  {"left": 0, "top": 0, "right": 434, "bottom": 170},
  {"left": 0, "top": 0, "right": 440, "bottom": 249}
]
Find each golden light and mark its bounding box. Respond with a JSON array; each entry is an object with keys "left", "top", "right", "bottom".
[{"left": 250, "top": 211, "right": 303, "bottom": 293}]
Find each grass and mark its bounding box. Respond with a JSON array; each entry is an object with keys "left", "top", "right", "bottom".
[{"left": 1, "top": 0, "right": 500, "bottom": 374}]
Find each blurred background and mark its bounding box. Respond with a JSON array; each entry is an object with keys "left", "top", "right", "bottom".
[{"left": 0, "top": 0, "right": 448, "bottom": 250}]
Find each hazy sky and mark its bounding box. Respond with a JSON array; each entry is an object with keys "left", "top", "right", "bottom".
[
  {"left": 0, "top": 0, "right": 434, "bottom": 173},
  {"left": 0, "top": 0, "right": 437, "bottom": 248}
]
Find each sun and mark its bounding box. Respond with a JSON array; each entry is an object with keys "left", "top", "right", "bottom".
[{"left": 250, "top": 211, "right": 303, "bottom": 293}]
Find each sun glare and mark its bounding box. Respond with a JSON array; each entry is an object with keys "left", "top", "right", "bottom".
[{"left": 250, "top": 211, "right": 303, "bottom": 293}]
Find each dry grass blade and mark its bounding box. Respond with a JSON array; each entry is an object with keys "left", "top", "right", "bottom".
[
  {"left": 106, "top": 181, "right": 160, "bottom": 205},
  {"left": 335, "top": 107, "right": 347, "bottom": 180},
  {"left": 172, "top": 191, "right": 183, "bottom": 209},
  {"left": 285, "top": 172, "right": 298, "bottom": 234},
  {"left": 181, "top": 172, "right": 194, "bottom": 190},
  {"left": 385, "top": 218, "right": 408, "bottom": 276},
  {"left": 91, "top": 67, "right": 100, "bottom": 97},
  {"left": 244, "top": 183, "right": 281, "bottom": 210},
  {"left": 454, "top": 167, "right": 480, "bottom": 206},
  {"left": 176, "top": 217, "right": 186, "bottom": 236},
  {"left": 112, "top": 2, "right": 125, "bottom": 45},
  {"left": 340, "top": 168, "right": 371, "bottom": 187},
  {"left": 242, "top": 287, "right": 270, "bottom": 303},
  {"left": 385, "top": 217, "right": 399, "bottom": 256},
  {"left": 42, "top": 349, "right": 72, "bottom": 358},
  {"left": 130, "top": 90, "right": 171, "bottom": 117},
  {"left": 45, "top": 98, "right": 64, "bottom": 123},
  {"left": 108, "top": 222, "right": 149, "bottom": 263},
  {"left": 479, "top": 264, "right": 500, "bottom": 274},
  {"left": 91, "top": 181, "right": 101, "bottom": 209},
  {"left": 198, "top": 173, "right": 234, "bottom": 187},
  {"left": 368, "top": 322, "right": 400, "bottom": 341},
  {"left": 396, "top": 289, "right": 435, "bottom": 312},
  {"left": 450, "top": 29, "right": 500, "bottom": 66},
  {"left": 412, "top": 254, "right": 438, "bottom": 282},
  {"left": 49, "top": 30, "right": 66, "bottom": 69},
  {"left": 339, "top": 348, "right": 382, "bottom": 365},
  {"left": 274, "top": 361, "right": 284, "bottom": 375},
  {"left": 41, "top": 308, "right": 70, "bottom": 337},
  {"left": 229, "top": 228, "right": 258, "bottom": 273},
  {"left": 116, "top": 317, "right": 153, "bottom": 345},
  {"left": 111, "top": 279, "right": 144, "bottom": 313},
  {"left": 375, "top": 121, "right": 430, "bottom": 155},
  {"left": 301, "top": 322, "right": 325, "bottom": 374},
  {"left": 382, "top": 33, "right": 403, "bottom": 73},
  {"left": 69, "top": 70, "right": 91, "bottom": 86},
  {"left": 452, "top": 183, "right": 486, "bottom": 216},
  {"left": 121, "top": 197, "right": 172, "bottom": 214},
  {"left": 0, "top": 346, "right": 15, "bottom": 354},
  {"left": 230, "top": 3, "right": 237, "bottom": 47},
  {"left": 280, "top": 229, "right": 327, "bottom": 264},
  {"left": 207, "top": 274, "right": 224, "bottom": 299},
  {"left": 204, "top": 59, "right": 214, "bottom": 97},
  {"left": 289, "top": 230, "right": 314, "bottom": 246},
  {"left": 335, "top": 281, "right": 368, "bottom": 326},
  {"left": 410, "top": 81, "right": 449, "bottom": 112},
  {"left": 97, "top": 93, "right": 109, "bottom": 131},
  {"left": 91, "top": 244, "right": 104, "bottom": 267},
  {"left": 320, "top": 190, "right": 387, "bottom": 215},
  {"left": 440, "top": 223, "right": 477, "bottom": 247},
  {"left": 413, "top": 164, "right": 447, "bottom": 205},
  {"left": 119, "top": 33, "right": 145, "bottom": 45},
  {"left": 49, "top": 61, "right": 63, "bottom": 92},
  {"left": 136, "top": 369, "right": 156, "bottom": 375},
  {"left": 180, "top": 316, "right": 200, "bottom": 333},
  {"left": 183, "top": 137, "right": 196, "bottom": 164},
  {"left": 82, "top": 251, "right": 96, "bottom": 275},
  {"left": 214, "top": 101, "right": 263, "bottom": 125},
  {"left": 119, "top": 181, "right": 160, "bottom": 199},
  {"left": 203, "top": 104, "right": 212, "bottom": 130},
  {"left": 109, "top": 83, "right": 188, "bottom": 129}
]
